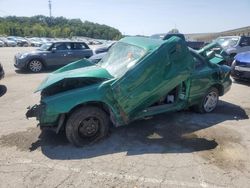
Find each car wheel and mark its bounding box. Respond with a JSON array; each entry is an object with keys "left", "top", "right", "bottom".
[
  {"left": 193, "top": 87, "right": 219, "bottom": 113},
  {"left": 66, "top": 106, "right": 110, "bottom": 147},
  {"left": 28, "top": 59, "right": 43, "bottom": 73}
]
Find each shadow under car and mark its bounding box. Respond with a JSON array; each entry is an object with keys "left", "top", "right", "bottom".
[{"left": 24, "top": 100, "right": 249, "bottom": 160}]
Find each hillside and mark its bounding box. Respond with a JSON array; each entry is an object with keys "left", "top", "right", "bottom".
[{"left": 0, "top": 15, "right": 122, "bottom": 40}]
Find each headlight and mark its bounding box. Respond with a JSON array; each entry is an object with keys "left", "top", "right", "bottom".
[{"left": 19, "top": 53, "right": 28, "bottom": 59}]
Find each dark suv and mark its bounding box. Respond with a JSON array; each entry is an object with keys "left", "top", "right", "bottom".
[
  {"left": 163, "top": 33, "right": 204, "bottom": 50},
  {"left": 14, "top": 41, "right": 93, "bottom": 72}
]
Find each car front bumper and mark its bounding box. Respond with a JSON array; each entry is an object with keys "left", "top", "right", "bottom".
[
  {"left": 231, "top": 66, "right": 250, "bottom": 80},
  {"left": 26, "top": 104, "right": 44, "bottom": 120},
  {"left": 14, "top": 56, "right": 27, "bottom": 69},
  {"left": 26, "top": 103, "right": 60, "bottom": 127}
]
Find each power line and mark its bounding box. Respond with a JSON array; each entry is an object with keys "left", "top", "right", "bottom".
[{"left": 48, "top": 0, "right": 52, "bottom": 17}]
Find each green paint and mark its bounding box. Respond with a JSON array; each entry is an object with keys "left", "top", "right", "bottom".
[{"left": 28, "top": 36, "right": 232, "bottom": 129}]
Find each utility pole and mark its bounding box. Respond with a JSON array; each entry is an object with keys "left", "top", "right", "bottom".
[{"left": 48, "top": 0, "right": 52, "bottom": 17}]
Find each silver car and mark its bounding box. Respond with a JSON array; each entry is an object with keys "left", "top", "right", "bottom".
[{"left": 216, "top": 36, "right": 250, "bottom": 58}]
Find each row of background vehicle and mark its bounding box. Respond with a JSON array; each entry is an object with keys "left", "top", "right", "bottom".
[
  {"left": 2, "top": 34, "right": 249, "bottom": 58},
  {"left": 0, "top": 35, "right": 114, "bottom": 49}
]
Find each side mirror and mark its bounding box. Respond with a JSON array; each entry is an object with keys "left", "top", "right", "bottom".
[{"left": 51, "top": 48, "right": 56, "bottom": 53}]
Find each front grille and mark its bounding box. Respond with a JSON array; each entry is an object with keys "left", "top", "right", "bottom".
[{"left": 235, "top": 60, "right": 250, "bottom": 68}]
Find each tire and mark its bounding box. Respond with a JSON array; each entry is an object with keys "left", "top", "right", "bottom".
[
  {"left": 66, "top": 106, "right": 110, "bottom": 147},
  {"left": 28, "top": 59, "right": 43, "bottom": 73},
  {"left": 193, "top": 87, "right": 219, "bottom": 113}
]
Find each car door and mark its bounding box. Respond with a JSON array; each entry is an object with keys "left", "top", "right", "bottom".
[
  {"left": 46, "top": 42, "right": 71, "bottom": 67},
  {"left": 188, "top": 52, "right": 219, "bottom": 103},
  {"left": 111, "top": 39, "right": 195, "bottom": 119}
]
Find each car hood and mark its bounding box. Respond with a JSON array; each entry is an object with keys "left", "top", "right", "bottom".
[
  {"left": 36, "top": 59, "right": 114, "bottom": 92},
  {"left": 235, "top": 52, "right": 250, "bottom": 63}
]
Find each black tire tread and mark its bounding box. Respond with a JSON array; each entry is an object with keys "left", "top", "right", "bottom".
[{"left": 66, "top": 106, "right": 109, "bottom": 147}]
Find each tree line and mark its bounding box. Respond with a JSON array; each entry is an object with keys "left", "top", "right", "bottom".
[{"left": 0, "top": 15, "right": 122, "bottom": 40}]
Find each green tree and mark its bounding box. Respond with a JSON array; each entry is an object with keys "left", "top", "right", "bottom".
[{"left": 0, "top": 15, "right": 122, "bottom": 40}]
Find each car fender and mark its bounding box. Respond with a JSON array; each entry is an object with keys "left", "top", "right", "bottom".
[
  {"left": 41, "top": 82, "right": 124, "bottom": 126},
  {"left": 26, "top": 55, "right": 47, "bottom": 67}
]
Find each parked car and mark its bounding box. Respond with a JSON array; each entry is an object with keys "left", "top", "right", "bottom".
[
  {"left": 7, "top": 36, "right": 29, "bottom": 47},
  {"left": 26, "top": 36, "right": 232, "bottom": 146},
  {"left": 88, "top": 52, "right": 107, "bottom": 64},
  {"left": 0, "top": 37, "right": 17, "bottom": 47},
  {"left": 231, "top": 51, "right": 250, "bottom": 81},
  {"left": 216, "top": 36, "right": 250, "bottom": 58},
  {"left": 163, "top": 33, "right": 204, "bottom": 49},
  {"left": 0, "top": 63, "right": 4, "bottom": 80},
  {"left": 27, "top": 38, "right": 43, "bottom": 47},
  {"left": 89, "top": 42, "right": 115, "bottom": 63},
  {"left": 93, "top": 42, "right": 116, "bottom": 54},
  {"left": 0, "top": 40, "right": 4, "bottom": 47},
  {"left": 14, "top": 41, "right": 93, "bottom": 72}
]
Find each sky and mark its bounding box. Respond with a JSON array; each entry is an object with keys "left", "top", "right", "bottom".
[{"left": 0, "top": 0, "right": 249, "bottom": 36}]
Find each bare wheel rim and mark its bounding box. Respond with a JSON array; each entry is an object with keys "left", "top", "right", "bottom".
[
  {"left": 29, "top": 60, "right": 42, "bottom": 72},
  {"left": 203, "top": 91, "right": 218, "bottom": 112},
  {"left": 78, "top": 117, "right": 100, "bottom": 139}
]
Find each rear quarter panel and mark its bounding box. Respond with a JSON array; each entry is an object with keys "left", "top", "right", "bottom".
[
  {"left": 41, "top": 80, "right": 124, "bottom": 125},
  {"left": 188, "top": 64, "right": 231, "bottom": 106}
]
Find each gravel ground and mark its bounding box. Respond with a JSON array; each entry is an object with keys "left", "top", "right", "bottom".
[{"left": 0, "top": 47, "right": 250, "bottom": 188}]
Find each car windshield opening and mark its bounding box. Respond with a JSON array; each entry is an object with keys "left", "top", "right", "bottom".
[
  {"left": 38, "top": 43, "right": 52, "bottom": 51},
  {"left": 217, "top": 37, "right": 239, "bottom": 48},
  {"left": 98, "top": 42, "right": 147, "bottom": 77}
]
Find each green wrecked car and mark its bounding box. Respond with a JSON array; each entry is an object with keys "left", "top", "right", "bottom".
[{"left": 26, "top": 36, "right": 232, "bottom": 146}]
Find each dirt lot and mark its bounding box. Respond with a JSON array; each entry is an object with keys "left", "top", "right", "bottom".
[{"left": 0, "top": 47, "right": 250, "bottom": 188}]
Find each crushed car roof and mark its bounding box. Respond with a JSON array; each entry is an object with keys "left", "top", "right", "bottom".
[{"left": 119, "top": 36, "right": 165, "bottom": 52}]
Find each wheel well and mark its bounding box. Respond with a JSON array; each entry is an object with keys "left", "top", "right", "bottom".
[
  {"left": 68, "top": 101, "right": 111, "bottom": 121},
  {"left": 211, "top": 84, "right": 223, "bottom": 96},
  {"left": 68, "top": 101, "right": 110, "bottom": 115},
  {"left": 57, "top": 102, "right": 113, "bottom": 133},
  {"left": 27, "top": 58, "right": 46, "bottom": 68}
]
